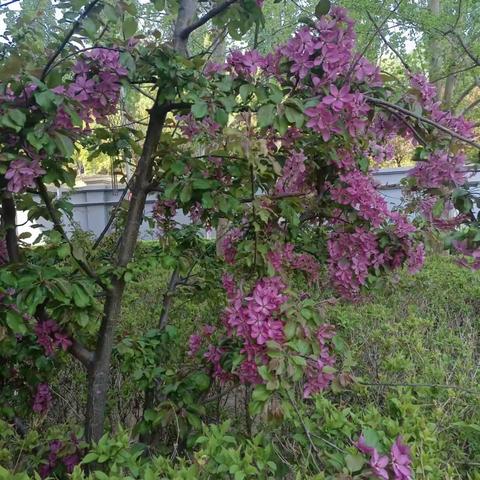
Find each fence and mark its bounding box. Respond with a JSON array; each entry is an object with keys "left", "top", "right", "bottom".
[{"left": 16, "top": 168, "right": 480, "bottom": 244}]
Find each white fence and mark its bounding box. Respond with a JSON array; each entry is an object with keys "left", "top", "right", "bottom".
[{"left": 16, "top": 168, "right": 480, "bottom": 244}]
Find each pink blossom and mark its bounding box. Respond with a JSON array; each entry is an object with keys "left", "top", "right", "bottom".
[
  {"left": 267, "top": 243, "right": 320, "bottom": 282},
  {"left": 5, "top": 159, "right": 45, "bottom": 193},
  {"left": 33, "top": 383, "right": 52, "bottom": 414},
  {"left": 275, "top": 150, "right": 308, "bottom": 195},
  {"left": 391, "top": 436, "right": 413, "bottom": 480},
  {"left": 330, "top": 170, "right": 389, "bottom": 227},
  {"left": 323, "top": 84, "right": 354, "bottom": 111},
  {"left": 35, "top": 319, "right": 72, "bottom": 356},
  {"left": 187, "top": 334, "right": 202, "bottom": 357},
  {"left": 305, "top": 102, "right": 340, "bottom": 141},
  {"left": 220, "top": 228, "right": 244, "bottom": 264},
  {"left": 411, "top": 151, "right": 467, "bottom": 189}
]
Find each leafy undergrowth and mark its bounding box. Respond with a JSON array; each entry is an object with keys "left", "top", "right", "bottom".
[{"left": 2, "top": 253, "right": 480, "bottom": 479}]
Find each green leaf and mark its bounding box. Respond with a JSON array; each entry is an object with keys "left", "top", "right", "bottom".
[
  {"left": 345, "top": 453, "right": 364, "bottom": 473},
  {"left": 180, "top": 182, "right": 192, "bottom": 203},
  {"left": 315, "top": 0, "right": 331, "bottom": 17},
  {"left": 53, "top": 132, "right": 74, "bottom": 158},
  {"left": 202, "top": 192, "right": 214, "bottom": 208},
  {"left": 191, "top": 372, "right": 211, "bottom": 391},
  {"left": 192, "top": 178, "right": 214, "bottom": 190},
  {"left": 257, "top": 104, "right": 275, "bottom": 128},
  {"left": 214, "top": 108, "right": 228, "bottom": 126},
  {"left": 432, "top": 198, "right": 444, "bottom": 217},
  {"left": 153, "top": 0, "right": 165, "bottom": 10},
  {"left": 57, "top": 243, "right": 71, "bottom": 259},
  {"left": 9, "top": 109, "right": 26, "bottom": 127},
  {"left": 252, "top": 385, "right": 270, "bottom": 402},
  {"left": 192, "top": 100, "right": 208, "bottom": 119},
  {"left": 239, "top": 84, "right": 252, "bottom": 102},
  {"left": 82, "top": 17, "right": 97, "bottom": 38},
  {"left": 123, "top": 15, "right": 138, "bottom": 39},
  {"left": 6, "top": 311, "right": 27, "bottom": 335},
  {"left": 35, "top": 90, "right": 58, "bottom": 111},
  {"left": 72, "top": 284, "right": 91, "bottom": 308},
  {"left": 186, "top": 412, "right": 202, "bottom": 429}
]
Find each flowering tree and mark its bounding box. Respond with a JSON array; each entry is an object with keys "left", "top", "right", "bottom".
[{"left": 0, "top": 0, "right": 478, "bottom": 477}]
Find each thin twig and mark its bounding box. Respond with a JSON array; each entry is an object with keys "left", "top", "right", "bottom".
[
  {"left": 366, "top": 10, "right": 411, "bottom": 72},
  {"left": 360, "top": 381, "right": 480, "bottom": 396},
  {"left": 36, "top": 179, "right": 106, "bottom": 289},
  {"left": 93, "top": 178, "right": 132, "bottom": 250},
  {"left": 41, "top": 0, "right": 102, "bottom": 80},
  {"left": 365, "top": 96, "right": 480, "bottom": 149},
  {"left": 0, "top": 0, "right": 20, "bottom": 8}
]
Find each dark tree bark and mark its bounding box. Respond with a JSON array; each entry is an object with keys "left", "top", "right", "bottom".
[
  {"left": 1, "top": 192, "right": 20, "bottom": 263},
  {"left": 85, "top": 105, "right": 168, "bottom": 443}
]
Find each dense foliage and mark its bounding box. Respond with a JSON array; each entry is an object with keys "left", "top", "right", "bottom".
[{"left": 1, "top": 0, "right": 479, "bottom": 478}]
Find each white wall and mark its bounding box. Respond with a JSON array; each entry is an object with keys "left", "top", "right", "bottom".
[{"left": 16, "top": 168, "right": 480, "bottom": 244}]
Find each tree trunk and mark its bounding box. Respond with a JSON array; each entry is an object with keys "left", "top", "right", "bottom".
[
  {"left": 85, "top": 106, "right": 168, "bottom": 443},
  {"left": 84, "top": 0, "right": 200, "bottom": 444},
  {"left": 442, "top": 74, "right": 456, "bottom": 109},
  {"left": 1, "top": 192, "right": 20, "bottom": 263},
  {"left": 427, "top": 0, "right": 442, "bottom": 95}
]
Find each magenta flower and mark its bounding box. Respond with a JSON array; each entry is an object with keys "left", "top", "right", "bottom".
[
  {"left": 391, "top": 436, "right": 413, "bottom": 480},
  {"left": 370, "top": 449, "right": 390, "bottom": 479},
  {"left": 187, "top": 334, "right": 202, "bottom": 357},
  {"left": 33, "top": 383, "right": 52, "bottom": 414},
  {"left": 5, "top": 159, "right": 45, "bottom": 193},
  {"left": 322, "top": 84, "right": 354, "bottom": 111}
]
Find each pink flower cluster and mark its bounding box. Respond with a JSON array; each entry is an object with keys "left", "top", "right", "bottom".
[
  {"left": 267, "top": 243, "right": 320, "bottom": 281},
  {"left": 330, "top": 170, "right": 389, "bottom": 227},
  {"left": 152, "top": 198, "right": 177, "bottom": 231},
  {"left": 35, "top": 319, "right": 72, "bottom": 356},
  {"left": 33, "top": 383, "right": 52, "bottom": 414},
  {"left": 220, "top": 276, "right": 288, "bottom": 384},
  {"left": 189, "top": 201, "right": 203, "bottom": 223},
  {"left": 452, "top": 240, "right": 480, "bottom": 270},
  {"left": 54, "top": 48, "right": 128, "bottom": 127},
  {"left": 303, "top": 323, "right": 336, "bottom": 397},
  {"left": 39, "top": 435, "right": 81, "bottom": 479},
  {"left": 5, "top": 158, "right": 45, "bottom": 193},
  {"left": 419, "top": 196, "right": 467, "bottom": 230},
  {"left": 274, "top": 150, "right": 308, "bottom": 195},
  {"left": 327, "top": 228, "right": 381, "bottom": 298},
  {"left": 187, "top": 325, "right": 216, "bottom": 358},
  {"left": 327, "top": 226, "right": 424, "bottom": 298},
  {"left": 409, "top": 73, "right": 474, "bottom": 139},
  {"left": 227, "top": 50, "right": 267, "bottom": 78},
  {"left": 411, "top": 151, "right": 468, "bottom": 189},
  {"left": 305, "top": 88, "right": 370, "bottom": 141},
  {"left": 176, "top": 113, "right": 220, "bottom": 139},
  {"left": 357, "top": 435, "right": 413, "bottom": 480},
  {"left": 220, "top": 227, "right": 244, "bottom": 264}
]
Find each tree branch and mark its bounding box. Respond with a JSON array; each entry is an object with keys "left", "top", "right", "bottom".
[
  {"left": 92, "top": 179, "right": 131, "bottom": 250},
  {"left": 366, "top": 10, "right": 411, "bottom": 72},
  {"left": 41, "top": 0, "right": 102, "bottom": 81},
  {"left": 0, "top": 0, "right": 20, "bottom": 8},
  {"left": 70, "top": 338, "right": 95, "bottom": 367},
  {"left": 178, "top": 0, "right": 238, "bottom": 41},
  {"left": 365, "top": 96, "right": 480, "bottom": 149},
  {"left": 1, "top": 192, "right": 20, "bottom": 262},
  {"left": 36, "top": 179, "right": 106, "bottom": 289},
  {"left": 159, "top": 268, "right": 181, "bottom": 330}
]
